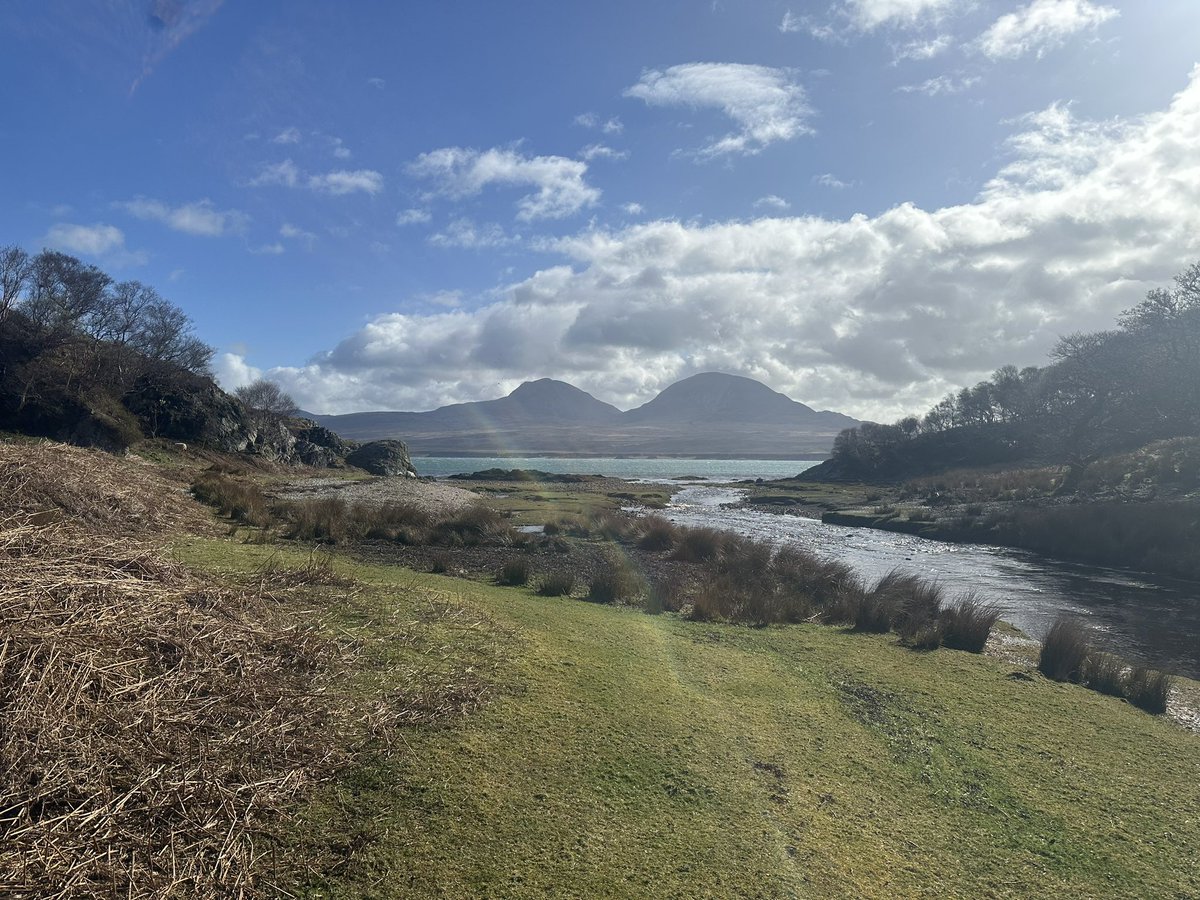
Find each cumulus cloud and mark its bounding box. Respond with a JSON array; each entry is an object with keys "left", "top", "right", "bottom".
[
  {"left": 212, "top": 352, "right": 262, "bottom": 392},
  {"left": 43, "top": 221, "right": 148, "bottom": 267},
  {"left": 408, "top": 146, "right": 600, "bottom": 220},
  {"left": 978, "top": 0, "right": 1118, "bottom": 60},
  {"left": 625, "top": 63, "right": 813, "bottom": 158},
  {"left": 754, "top": 195, "right": 791, "bottom": 210},
  {"left": 254, "top": 69, "right": 1200, "bottom": 422},
  {"left": 120, "top": 197, "right": 248, "bottom": 236}
]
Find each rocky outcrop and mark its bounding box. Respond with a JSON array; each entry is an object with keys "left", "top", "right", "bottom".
[{"left": 345, "top": 440, "right": 418, "bottom": 477}]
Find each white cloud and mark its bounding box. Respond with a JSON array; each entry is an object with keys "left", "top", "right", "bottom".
[
  {"left": 272, "top": 126, "right": 301, "bottom": 144},
  {"left": 44, "top": 222, "right": 126, "bottom": 256},
  {"left": 625, "top": 63, "right": 813, "bottom": 158},
  {"left": 814, "top": 173, "right": 854, "bottom": 189},
  {"left": 428, "top": 219, "right": 517, "bottom": 249},
  {"left": 574, "top": 113, "right": 623, "bottom": 134},
  {"left": 622, "top": 202, "right": 645, "bottom": 215},
  {"left": 580, "top": 144, "right": 629, "bottom": 162},
  {"left": 893, "top": 34, "right": 953, "bottom": 61},
  {"left": 396, "top": 208, "right": 432, "bottom": 226},
  {"left": 213, "top": 352, "right": 262, "bottom": 392},
  {"left": 843, "top": 0, "right": 960, "bottom": 30},
  {"left": 779, "top": 10, "right": 801, "bottom": 32},
  {"left": 257, "top": 69, "right": 1200, "bottom": 424},
  {"left": 249, "top": 160, "right": 381, "bottom": 195},
  {"left": 898, "top": 73, "right": 980, "bottom": 95},
  {"left": 366, "top": 76, "right": 385, "bottom": 89},
  {"left": 330, "top": 136, "right": 352, "bottom": 159},
  {"left": 408, "top": 146, "right": 600, "bottom": 220},
  {"left": 120, "top": 197, "right": 249, "bottom": 236},
  {"left": 754, "top": 194, "right": 791, "bottom": 210},
  {"left": 307, "top": 169, "right": 384, "bottom": 195},
  {"left": 249, "top": 159, "right": 300, "bottom": 188},
  {"left": 280, "top": 222, "right": 317, "bottom": 249},
  {"left": 250, "top": 242, "right": 285, "bottom": 255},
  {"left": 978, "top": 0, "right": 1118, "bottom": 60}
]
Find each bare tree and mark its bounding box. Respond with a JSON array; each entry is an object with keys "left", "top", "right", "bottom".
[
  {"left": 0, "top": 245, "right": 31, "bottom": 325},
  {"left": 235, "top": 379, "right": 297, "bottom": 416},
  {"left": 23, "top": 250, "right": 112, "bottom": 332}
]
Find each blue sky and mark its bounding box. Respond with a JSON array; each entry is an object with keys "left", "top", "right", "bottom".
[{"left": 3, "top": 0, "right": 1200, "bottom": 418}]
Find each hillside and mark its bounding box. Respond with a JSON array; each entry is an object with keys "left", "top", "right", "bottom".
[{"left": 311, "top": 372, "right": 859, "bottom": 457}]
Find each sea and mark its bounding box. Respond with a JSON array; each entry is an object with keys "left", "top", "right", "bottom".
[{"left": 413, "top": 456, "right": 820, "bottom": 482}]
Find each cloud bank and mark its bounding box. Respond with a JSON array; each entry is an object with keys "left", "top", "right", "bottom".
[{"left": 235, "top": 69, "right": 1200, "bottom": 423}]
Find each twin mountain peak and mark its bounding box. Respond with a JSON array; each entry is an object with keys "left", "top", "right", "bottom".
[{"left": 310, "top": 372, "right": 859, "bottom": 458}]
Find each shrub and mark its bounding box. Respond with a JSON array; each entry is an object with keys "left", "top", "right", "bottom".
[
  {"left": 1038, "top": 618, "right": 1090, "bottom": 682},
  {"left": 940, "top": 595, "right": 1001, "bottom": 653},
  {"left": 1124, "top": 666, "right": 1173, "bottom": 714},
  {"left": 495, "top": 557, "right": 531, "bottom": 587},
  {"left": 537, "top": 571, "right": 576, "bottom": 597},
  {"left": 671, "top": 527, "right": 724, "bottom": 563}
]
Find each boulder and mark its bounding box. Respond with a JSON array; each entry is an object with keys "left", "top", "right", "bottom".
[{"left": 345, "top": 440, "right": 418, "bottom": 477}]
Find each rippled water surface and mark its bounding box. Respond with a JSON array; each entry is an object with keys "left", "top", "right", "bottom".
[{"left": 665, "top": 486, "right": 1200, "bottom": 680}]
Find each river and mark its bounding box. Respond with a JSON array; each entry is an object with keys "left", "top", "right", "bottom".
[{"left": 662, "top": 485, "right": 1200, "bottom": 680}]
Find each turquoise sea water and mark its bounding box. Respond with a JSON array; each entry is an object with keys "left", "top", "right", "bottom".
[{"left": 413, "top": 456, "right": 821, "bottom": 482}]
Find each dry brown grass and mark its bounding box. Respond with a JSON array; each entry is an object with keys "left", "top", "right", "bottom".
[
  {"left": 0, "top": 440, "right": 213, "bottom": 536},
  {"left": 0, "top": 442, "right": 506, "bottom": 896},
  {"left": 0, "top": 516, "right": 351, "bottom": 896}
]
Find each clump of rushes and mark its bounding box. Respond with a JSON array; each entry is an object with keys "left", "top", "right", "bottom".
[
  {"left": 537, "top": 571, "right": 576, "bottom": 597},
  {"left": 635, "top": 516, "right": 679, "bottom": 552},
  {"left": 671, "top": 527, "right": 724, "bottom": 563},
  {"left": 495, "top": 557, "right": 531, "bottom": 587},
  {"left": 1038, "top": 617, "right": 1090, "bottom": 682},
  {"left": 1124, "top": 666, "right": 1173, "bottom": 714},
  {"left": 939, "top": 594, "right": 1001, "bottom": 653}
]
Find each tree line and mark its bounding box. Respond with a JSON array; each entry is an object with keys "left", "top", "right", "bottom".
[{"left": 828, "top": 264, "right": 1200, "bottom": 479}]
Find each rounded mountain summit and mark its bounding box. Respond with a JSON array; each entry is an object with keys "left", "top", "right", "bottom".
[{"left": 309, "top": 373, "right": 859, "bottom": 458}]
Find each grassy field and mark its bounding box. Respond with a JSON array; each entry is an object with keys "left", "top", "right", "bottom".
[{"left": 176, "top": 538, "right": 1200, "bottom": 899}]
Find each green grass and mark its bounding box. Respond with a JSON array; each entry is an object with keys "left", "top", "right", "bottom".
[{"left": 174, "top": 536, "right": 1200, "bottom": 898}]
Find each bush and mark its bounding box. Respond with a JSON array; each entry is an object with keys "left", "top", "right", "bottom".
[
  {"left": 1124, "top": 666, "right": 1173, "bottom": 714},
  {"left": 940, "top": 595, "right": 1001, "bottom": 653},
  {"left": 495, "top": 557, "right": 531, "bottom": 587},
  {"left": 1038, "top": 618, "right": 1090, "bottom": 682},
  {"left": 537, "top": 571, "right": 576, "bottom": 597}
]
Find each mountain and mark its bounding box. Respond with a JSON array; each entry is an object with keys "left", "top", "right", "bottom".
[
  {"left": 309, "top": 373, "right": 860, "bottom": 458},
  {"left": 623, "top": 372, "right": 858, "bottom": 430}
]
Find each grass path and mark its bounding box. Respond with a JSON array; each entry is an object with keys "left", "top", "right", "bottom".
[{"left": 179, "top": 541, "right": 1200, "bottom": 898}]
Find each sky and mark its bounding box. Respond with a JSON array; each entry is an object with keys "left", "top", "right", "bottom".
[{"left": 3, "top": 0, "right": 1200, "bottom": 420}]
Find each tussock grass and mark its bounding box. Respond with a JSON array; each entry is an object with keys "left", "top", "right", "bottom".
[
  {"left": 496, "top": 557, "right": 532, "bottom": 587},
  {"left": 1083, "top": 651, "right": 1127, "bottom": 697},
  {"left": 1124, "top": 666, "right": 1174, "bottom": 714},
  {"left": 537, "top": 571, "right": 577, "bottom": 597},
  {"left": 191, "top": 471, "right": 273, "bottom": 527},
  {"left": 1038, "top": 618, "right": 1090, "bottom": 683}
]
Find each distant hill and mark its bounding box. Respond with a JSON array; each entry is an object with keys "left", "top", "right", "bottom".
[
  {"left": 623, "top": 372, "right": 858, "bottom": 430},
  {"left": 310, "top": 373, "right": 859, "bottom": 458}
]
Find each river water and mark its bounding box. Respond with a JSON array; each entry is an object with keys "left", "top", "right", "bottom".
[{"left": 663, "top": 486, "right": 1200, "bottom": 680}]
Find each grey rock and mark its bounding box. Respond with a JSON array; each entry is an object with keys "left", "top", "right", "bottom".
[{"left": 345, "top": 440, "right": 418, "bottom": 477}]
